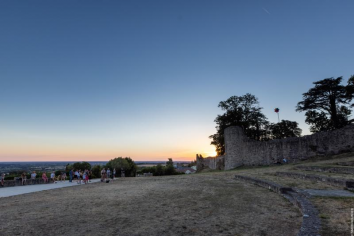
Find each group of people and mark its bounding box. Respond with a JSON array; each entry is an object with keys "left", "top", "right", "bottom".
[
  {"left": 68, "top": 169, "right": 92, "bottom": 184},
  {"left": 1, "top": 167, "right": 123, "bottom": 187},
  {"left": 100, "top": 168, "right": 117, "bottom": 182}
]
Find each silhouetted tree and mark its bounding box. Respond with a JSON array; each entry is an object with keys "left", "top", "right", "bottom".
[
  {"left": 296, "top": 77, "right": 352, "bottom": 132},
  {"left": 269, "top": 120, "right": 302, "bottom": 139},
  {"left": 346, "top": 75, "right": 354, "bottom": 106},
  {"left": 210, "top": 94, "right": 269, "bottom": 155},
  {"left": 106, "top": 157, "right": 137, "bottom": 177},
  {"left": 164, "top": 158, "right": 176, "bottom": 175},
  {"left": 73, "top": 162, "right": 91, "bottom": 171},
  {"left": 155, "top": 164, "right": 164, "bottom": 176},
  {"left": 91, "top": 165, "right": 102, "bottom": 178}
]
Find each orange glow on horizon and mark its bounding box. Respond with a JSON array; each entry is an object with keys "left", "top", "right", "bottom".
[{"left": 0, "top": 136, "right": 216, "bottom": 162}]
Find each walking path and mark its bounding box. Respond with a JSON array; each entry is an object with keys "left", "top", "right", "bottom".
[
  {"left": 0, "top": 179, "right": 101, "bottom": 198},
  {"left": 299, "top": 189, "right": 354, "bottom": 197}
]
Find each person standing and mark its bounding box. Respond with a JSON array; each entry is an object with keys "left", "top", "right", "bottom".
[
  {"left": 106, "top": 168, "right": 111, "bottom": 180},
  {"left": 50, "top": 172, "right": 56, "bottom": 183},
  {"left": 42, "top": 172, "right": 48, "bottom": 183},
  {"left": 83, "top": 170, "right": 87, "bottom": 184},
  {"left": 61, "top": 172, "right": 67, "bottom": 182},
  {"left": 1, "top": 173, "right": 5, "bottom": 187},
  {"left": 21, "top": 172, "right": 27, "bottom": 185},
  {"left": 69, "top": 169, "right": 73, "bottom": 183},
  {"left": 101, "top": 168, "right": 106, "bottom": 182},
  {"left": 31, "top": 171, "right": 36, "bottom": 179},
  {"left": 77, "top": 170, "right": 82, "bottom": 184},
  {"left": 112, "top": 168, "right": 116, "bottom": 180},
  {"left": 74, "top": 170, "right": 79, "bottom": 183},
  {"left": 88, "top": 170, "right": 92, "bottom": 183}
]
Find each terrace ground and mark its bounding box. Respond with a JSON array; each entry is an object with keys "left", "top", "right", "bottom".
[
  {"left": 0, "top": 152, "right": 353, "bottom": 236},
  {"left": 1, "top": 172, "right": 301, "bottom": 236},
  {"left": 228, "top": 152, "right": 354, "bottom": 236}
]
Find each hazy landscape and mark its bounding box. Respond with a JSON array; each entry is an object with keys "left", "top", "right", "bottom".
[{"left": 0, "top": 161, "right": 190, "bottom": 174}]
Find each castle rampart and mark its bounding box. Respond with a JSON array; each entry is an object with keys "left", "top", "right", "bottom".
[{"left": 197, "top": 124, "right": 354, "bottom": 171}]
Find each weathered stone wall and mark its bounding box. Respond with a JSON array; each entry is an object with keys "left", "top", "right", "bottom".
[
  {"left": 225, "top": 124, "right": 354, "bottom": 170},
  {"left": 197, "top": 124, "right": 354, "bottom": 171},
  {"left": 196, "top": 154, "right": 225, "bottom": 171}
]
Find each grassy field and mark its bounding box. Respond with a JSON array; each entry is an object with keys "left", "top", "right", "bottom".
[
  {"left": 0, "top": 152, "right": 353, "bottom": 236},
  {"left": 0, "top": 173, "right": 301, "bottom": 236}
]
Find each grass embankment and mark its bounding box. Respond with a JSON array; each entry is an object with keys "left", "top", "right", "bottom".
[
  {"left": 227, "top": 152, "right": 354, "bottom": 236},
  {"left": 312, "top": 197, "right": 353, "bottom": 236}
]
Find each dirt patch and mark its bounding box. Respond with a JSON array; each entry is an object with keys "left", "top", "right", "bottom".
[{"left": 0, "top": 174, "right": 301, "bottom": 236}]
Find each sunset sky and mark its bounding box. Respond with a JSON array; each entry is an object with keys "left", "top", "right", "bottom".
[{"left": 0, "top": 0, "right": 353, "bottom": 162}]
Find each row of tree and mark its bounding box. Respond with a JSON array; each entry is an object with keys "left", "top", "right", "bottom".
[
  {"left": 65, "top": 157, "right": 138, "bottom": 178},
  {"left": 137, "top": 158, "right": 181, "bottom": 176},
  {"left": 210, "top": 76, "right": 354, "bottom": 156}
]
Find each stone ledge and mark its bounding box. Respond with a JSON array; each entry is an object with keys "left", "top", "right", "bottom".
[
  {"left": 276, "top": 171, "right": 354, "bottom": 188},
  {"left": 235, "top": 175, "right": 321, "bottom": 236},
  {"left": 295, "top": 166, "right": 353, "bottom": 174},
  {"left": 234, "top": 175, "right": 293, "bottom": 194},
  {"left": 336, "top": 161, "right": 354, "bottom": 166}
]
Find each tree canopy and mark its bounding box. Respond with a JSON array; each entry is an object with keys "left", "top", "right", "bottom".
[
  {"left": 346, "top": 75, "right": 354, "bottom": 107},
  {"left": 268, "top": 120, "right": 302, "bottom": 139},
  {"left": 296, "top": 76, "right": 353, "bottom": 132},
  {"left": 137, "top": 158, "right": 180, "bottom": 176},
  {"left": 210, "top": 94, "right": 269, "bottom": 156},
  {"left": 210, "top": 76, "right": 353, "bottom": 155},
  {"left": 105, "top": 157, "right": 137, "bottom": 177},
  {"left": 72, "top": 161, "right": 91, "bottom": 171}
]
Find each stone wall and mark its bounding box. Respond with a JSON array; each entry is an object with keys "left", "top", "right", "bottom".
[
  {"left": 196, "top": 154, "right": 225, "bottom": 171},
  {"left": 197, "top": 124, "right": 354, "bottom": 171}
]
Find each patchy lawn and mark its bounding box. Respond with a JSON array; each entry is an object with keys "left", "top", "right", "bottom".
[
  {"left": 0, "top": 174, "right": 301, "bottom": 236},
  {"left": 311, "top": 197, "right": 354, "bottom": 236}
]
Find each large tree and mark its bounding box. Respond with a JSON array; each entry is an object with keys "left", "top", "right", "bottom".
[
  {"left": 106, "top": 157, "right": 137, "bottom": 177},
  {"left": 269, "top": 120, "right": 302, "bottom": 139},
  {"left": 296, "top": 77, "right": 353, "bottom": 132},
  {"left": 73, "top": 161, "right": 91, "bottom": 171},
  {"left": 346, "top": 75, "right": 354, "bottom": 107},
  {"left": 210, "top": 94, "right": 269, "bottom": 156}
]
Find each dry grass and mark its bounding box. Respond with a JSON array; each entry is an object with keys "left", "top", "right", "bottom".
[
  {"left": 0, "top": 173, "right": 301, "bottom": 236},
  {"left": 311, "top": 197, "right": 354, "bottom": 236},
  {"left": 287, "top": 169, "right": 353, "bottom": 180},
  {"left": 223, "top": 152, "right": 354, "bottom": 235},
  {"left": 225, "top": 152, "right": 354, "bottom": 190}
]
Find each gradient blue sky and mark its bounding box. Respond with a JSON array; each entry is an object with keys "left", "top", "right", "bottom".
[{"left": 0, "top": 0, "right": 353, "bottom": 161}]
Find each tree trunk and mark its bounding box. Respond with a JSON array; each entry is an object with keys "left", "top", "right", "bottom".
[{"left": 330, "top": 98, "right": 338, "bottom": 128}]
